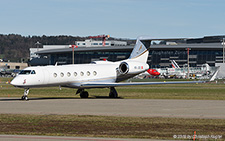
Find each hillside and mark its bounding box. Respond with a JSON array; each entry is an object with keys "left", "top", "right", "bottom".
[
  {"left": 0, "top": 34, "right": 87, "bottom": 62},
  {"left": 0, "top": 34, "right": 134, "bottom": 62}
]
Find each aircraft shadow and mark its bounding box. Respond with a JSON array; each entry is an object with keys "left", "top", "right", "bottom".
[
  {"left": 91, "top": 96, "right": 124, "bottom": 99},
  {"left": 0, "top": 96, "right": 123, "bottom": 101},
  {"left": 0, "top": 98, "right": 22, "bottom": 101},
  {"left": 0, "top": 97, "right": 79, "bottom": 101}
]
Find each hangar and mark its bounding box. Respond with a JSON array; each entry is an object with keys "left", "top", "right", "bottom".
[{"left": 30, "top": 35, "right": 225, "bottom": 68}]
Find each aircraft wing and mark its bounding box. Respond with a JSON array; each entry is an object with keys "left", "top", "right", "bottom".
[{"left": 79, "top": 80, "right": 204, "bottom": 88}]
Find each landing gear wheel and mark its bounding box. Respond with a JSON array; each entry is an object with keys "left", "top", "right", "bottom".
[
  {"left": 24, "top": 96, "right": 28, "bottom": 101},
  {"left": 21, "top": 88, "right": 29, "bottom": 101},
  {"left": 109, "top": 87, "right": 118, "bottom": 98},
  {"left": 21, "top": 96, "right": 28, "bottom": 100},
  {"left": 80, "top": 91, "right": 89, "bottom": 98},
  {"left": 109, "top": 92, "right": 118, "bottom": 98}
]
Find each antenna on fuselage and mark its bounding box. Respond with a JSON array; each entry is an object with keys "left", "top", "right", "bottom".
[{"left": 55, "top": 62, "right": 58, "bottom": 66}]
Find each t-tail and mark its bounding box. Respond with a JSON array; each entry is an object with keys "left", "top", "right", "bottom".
[
  {"left": 128, "top": 37, "right": 152, "bottom": 63},
  {"left": 115, "top": 37, "right": 152, "bottom": 81}
]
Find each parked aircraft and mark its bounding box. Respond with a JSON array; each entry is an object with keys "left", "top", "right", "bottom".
[
  {"left": 11, "top": 37, "right": 203, "bottom": 100},
  {"left": 0, "top": 67, "right": 16, "bottom": 77},
  {"left": 159, "top": 60, "right": 214, "bottom": 79},
  {"left": 171, "top": 60, "right": 180, "bottom": 69},
  {"left": 133, "top": 68, "right": 160, "bottom": 79},
  {"left": 147, "top": 69, "right": 160, "bottom": 76}
]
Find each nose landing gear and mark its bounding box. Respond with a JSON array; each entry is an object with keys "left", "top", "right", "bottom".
[{"left": 21, "top": 88, "right": 29, "bottom": 101}]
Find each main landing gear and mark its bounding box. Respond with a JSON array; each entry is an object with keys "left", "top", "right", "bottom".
[
  {"left": 76, "top": 87, "right": 118, "bottom": 98},
  {"left": 109, "top": 87, "right": 118, "bottom": 98},
  {"left": 21, "top": 88, "right": 29, "bottom": 101},
  {"left": 76, "top": 89, "right": 89, "bottom": 98}
]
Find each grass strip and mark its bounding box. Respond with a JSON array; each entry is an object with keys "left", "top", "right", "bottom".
[
  {"left": 0, "top": 114, "right": 224, "bottom": 140},
  {"left": 1, "top": 83, "right": 225, "bottom": 100},
  {"left": 1, "top": 77, "right": 225, "bottom": 100}
]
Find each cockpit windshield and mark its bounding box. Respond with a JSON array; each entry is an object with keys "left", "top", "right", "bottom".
[
  {"left": 31, "top": 70, "right": 36, "bottom": 74},
  {"left": 19, "top": 70, "right": 36, "bottom": 75}
]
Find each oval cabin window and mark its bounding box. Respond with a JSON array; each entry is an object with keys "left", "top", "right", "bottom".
[
  {"left": 87, "top": 71, "right": 90, "bottom": 76},
  {"left": 93, "top": 71, "right": 97, "bottom": 76},
  {"left": 67, "top": 72, "right": 71, "bottom": 77}
]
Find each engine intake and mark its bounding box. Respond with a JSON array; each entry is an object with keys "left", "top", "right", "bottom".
[{"left": 118, "top": 62, "right": 129, "bottom": 74}]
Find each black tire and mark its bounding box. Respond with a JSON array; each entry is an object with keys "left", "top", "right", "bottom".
[
  {"left": 109, "top": 87, "right": 118, "bottom": 98},
  {"left": 24, "top": 96, "right": 28, "bottom": 101},
  {"left": 80, "top": 91, "right": 89, "bottom": 98},
  {"left": 109, "top": 92, "right": 118, "bottom": 98}
]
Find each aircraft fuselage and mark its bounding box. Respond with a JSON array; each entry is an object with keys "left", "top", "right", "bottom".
[{"left": 11, "top": 61, "right": 149, "bottom": 89}]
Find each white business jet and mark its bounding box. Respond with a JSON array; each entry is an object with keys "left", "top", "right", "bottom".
[{"left": 11, "top": 36, "right": 202, "bottom": 100}]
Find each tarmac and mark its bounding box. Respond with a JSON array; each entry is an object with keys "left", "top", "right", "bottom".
[
  {"left": 0, "top": 97, "right": 225, "bottom": 119},
  {"left": 0, "top": 135, "right": 158, "bottom": 141},
  {"left": 0, "top": 97, "right": 224, "bottom": 140}
]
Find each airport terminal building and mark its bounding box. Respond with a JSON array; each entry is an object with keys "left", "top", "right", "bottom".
[{"left": 30, "top": 36, "right": 225, "bottom": 68}]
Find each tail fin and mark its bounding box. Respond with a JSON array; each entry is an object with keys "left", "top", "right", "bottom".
[
  {"left": 171, "top": 60, "right": 180, "bottom": 68},
  {"left": 129, "top": 37, "right": 151, "bottom": 62},
  {"left": 129, "top": 37, "right": 186, "bottom": 63}
]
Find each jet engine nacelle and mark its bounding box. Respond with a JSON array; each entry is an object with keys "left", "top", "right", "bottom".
[
  {"left": 118, "top": 61, "right": 149, "bottom": 75},
  {"left": 118, "top": 62, "right": 129, "bottom": 74}
]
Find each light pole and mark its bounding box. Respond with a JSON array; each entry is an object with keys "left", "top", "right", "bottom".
[
  {"left": 223, "top": 38, "right": 224, "bottom": 63},
  {"left": 186, "top": 48, "right": 190, "bottom": 79},
  {"left": 69, "top": 45, "right": 78, "bottom": 64}
]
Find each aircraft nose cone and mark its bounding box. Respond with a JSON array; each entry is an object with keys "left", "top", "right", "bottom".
[
  {"left": 10, "top": 78, "right": 20, "bottom": 86},
  {"left": 10, "top": 79, "right": 16, "bottom": 86}
]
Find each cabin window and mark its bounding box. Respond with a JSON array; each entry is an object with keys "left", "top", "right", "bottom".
[
  {"left": 53, "top": 73, "right": 57, "bottom": 77},
  {"left": 87, "top": 71, "right": 90, "bottom": 76},
  {"left": 19, "top": 70, "right": 31, "bottom": 75},
  {"left": 80, "top": 72, "right": 84, "bottom": 76},
  {"left": 74, "top": 72, "right": 77, "bottom": 77},
  {"left": 67, "top": 72, "right": 71, "bottom": 77},
  {"left": 60, "top": 72, "right": 64, "bottom": 77},
  {"left": 93, "top": 71, "right": 97, "bottom": 76}
]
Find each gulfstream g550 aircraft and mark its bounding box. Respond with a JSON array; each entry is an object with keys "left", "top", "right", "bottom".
[{"left": 11, "top": 36, "right": 202, "bottom": 100}]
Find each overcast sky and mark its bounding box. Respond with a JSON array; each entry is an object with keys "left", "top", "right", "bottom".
[{"left": 0, "top": 0, "right": 225, "bottom": 39}]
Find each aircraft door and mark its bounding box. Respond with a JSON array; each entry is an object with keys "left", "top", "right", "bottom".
[{"left": 42, "top": 69, "right": 50, "bottom": 84}]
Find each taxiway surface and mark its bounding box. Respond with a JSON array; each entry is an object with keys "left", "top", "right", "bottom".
[{"left": 0, "top": 98, "right": 225, "bottom": 119}]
